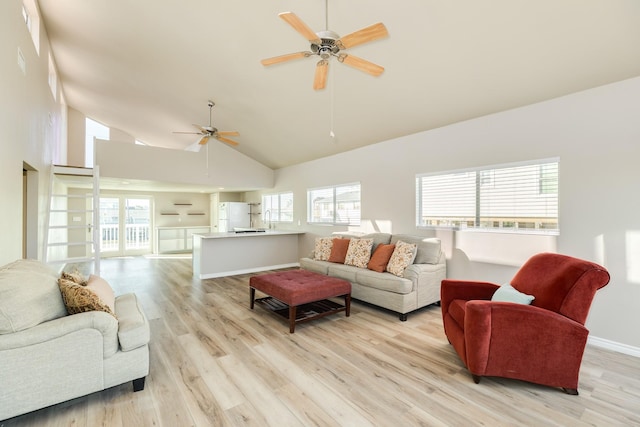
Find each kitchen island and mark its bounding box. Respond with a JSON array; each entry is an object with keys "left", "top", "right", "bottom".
[{"left": 192, "top": 230, "right": 305, "bottom": 278}]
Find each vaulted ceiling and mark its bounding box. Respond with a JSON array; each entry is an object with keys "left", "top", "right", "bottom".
[{"left": 38, "top": 0, "right": 640, "bottom": 170}]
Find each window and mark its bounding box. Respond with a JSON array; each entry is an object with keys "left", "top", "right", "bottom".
[
  {"left": 85, "top": 117, "right": 109, "bottom": 167},
  {"left": 416, "top": 159, "right": 559, "bottom": 233},
  {"left": 308, "top": 183, "right": 361, "bottom": 225},
  {"left": 262, "top": 191, "right": 294, "bottom": 223},
  {"left": 22, "top": 0, "right": 40, "bottom": 54}
]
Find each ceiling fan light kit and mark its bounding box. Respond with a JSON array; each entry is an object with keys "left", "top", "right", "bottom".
[
  {"left": 261, "top": 10, "right": 389, "bottom": 90},
  {"left": 173, "top": 100, "right": 240, "bottom": 151}
]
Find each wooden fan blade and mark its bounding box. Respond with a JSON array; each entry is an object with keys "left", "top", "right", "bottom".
[
  {"left": 337, "top": 22, "right": 388, "bottom": 50},
  {"left": 261, "top": 52, "right": 309, "bottom": 66},
  {"left": 217, "top": 131, "right": 240, "bottom": 137},
  {"left": 198, "top": 135, "right": 210, "bottom": 145},
  {"left": 313, "top": 59, "right": 329, "bottom": 91},
  {"left": 278, "top": 12, "right": 321, "bottom": 44},
  {"left": 173, "top": 131, "right": 201, "bottom": 135},
  {"left": 216, "top": 136, "right": 239, "bottom": 146},
  {"left": 339, "top": 54, "right": 384, "bottom": 76}
]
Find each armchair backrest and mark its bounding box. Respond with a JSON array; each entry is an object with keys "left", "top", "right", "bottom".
[{"left": 510, "top": 253, "right": 610, "bottom": 324}]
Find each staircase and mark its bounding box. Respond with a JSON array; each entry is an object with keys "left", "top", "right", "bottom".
[{"left": 43, "top": 165, "right": 101, "bottom": 275}]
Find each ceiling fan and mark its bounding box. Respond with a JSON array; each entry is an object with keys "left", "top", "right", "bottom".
[
  {"left": 173, "top": 100, "right": 239, "bottom": 152},
  {"left": 261, "top": 6, "right": 389, "bottom": 90}
]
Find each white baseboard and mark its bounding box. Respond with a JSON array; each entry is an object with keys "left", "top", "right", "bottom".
[{"left": 588, "top": 335, "right": 640, "bottom": 358}]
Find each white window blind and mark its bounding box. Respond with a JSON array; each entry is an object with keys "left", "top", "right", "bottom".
[
  {"left": 417, "top": 159, "right": 559, "bottom": 233},
  {"left": 308, "top": 183, "right": 361, "bottom": 225}
]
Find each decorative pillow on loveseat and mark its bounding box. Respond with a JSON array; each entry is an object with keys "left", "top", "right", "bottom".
[
  {"left": 344, "top": 238, "right": 374, "bottom": 268},
  {"left": 367, "top": 243, "right": 396, "bottom": 273},
  {"left": 386, "top": 240, "right": 418, "bottom": 277},
  {"left": 58, "top": 277, "right": 117, "bottom": 318},
  {"left": 328, "top": 238, "right": 351, "bottom": 263}
]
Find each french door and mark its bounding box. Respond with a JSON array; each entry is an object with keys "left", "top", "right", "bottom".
[{"left": 99, "top": 196, "right": 152, "bottom": 256}]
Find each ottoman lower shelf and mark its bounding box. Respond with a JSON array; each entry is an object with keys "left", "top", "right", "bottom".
[{"left": 255, "top": 296, "right": 347, "bottom": 328}]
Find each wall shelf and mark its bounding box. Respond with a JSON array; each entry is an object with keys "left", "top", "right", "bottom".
[
  {"left": 160, "top": 212, "right": 179, "bottom": 215},
  {"left": 187, "top": 213, "right": 205, "bottom": 216},
  {"left": 173, "top": 203, "right": 192, "bottom": 206}
]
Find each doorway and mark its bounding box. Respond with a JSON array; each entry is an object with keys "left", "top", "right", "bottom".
[{"left": 99, "top": 196, "right": 152, "bottom": 256}]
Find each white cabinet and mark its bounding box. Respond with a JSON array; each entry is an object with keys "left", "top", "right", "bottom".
[{"left": 156, "top": 226, "right": 210, "bottom": 253}]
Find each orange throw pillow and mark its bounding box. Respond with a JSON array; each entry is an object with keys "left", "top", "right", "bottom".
[
  {"left": 328, "top": 238, "right": 351, "bottom": 263},
  {"left": 367, "top": 243, "right": 396, "bottom": 272}
]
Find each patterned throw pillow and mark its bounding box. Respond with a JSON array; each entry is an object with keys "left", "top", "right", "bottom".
[
  {"left": 386, "top": 240, "right": 418, "bottom": 277},
  {"left": 314, "top": 237, "right": 333, "bottom": 261},
  {"left": 61, "top": 270, "right": 87, "bottom": 286},
  {"left": 58, "top": 278, "right": 116, "bottom": 318},
  {"left": 344, "top": 238, "right": 374, "bottom": 268}
]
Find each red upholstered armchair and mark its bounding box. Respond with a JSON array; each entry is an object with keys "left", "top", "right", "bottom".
[{"left": 441, "top": 253, "right": 610, "bottom": 394}]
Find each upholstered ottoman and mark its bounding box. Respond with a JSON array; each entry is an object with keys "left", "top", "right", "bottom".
[{"left": 249, "top": 270, "right": 351, "bottom": 333}]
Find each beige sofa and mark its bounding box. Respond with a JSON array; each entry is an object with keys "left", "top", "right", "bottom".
[
  {"left": 0, "top": 259, "right": 150, "bottom": 421},
  {"left": 300, "top": 233, "right": 446, "bottom": 321}
]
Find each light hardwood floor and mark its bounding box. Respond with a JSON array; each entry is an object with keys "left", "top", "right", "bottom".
[{"left": 3, "top": 257, "right": 640, "bottom": 426}]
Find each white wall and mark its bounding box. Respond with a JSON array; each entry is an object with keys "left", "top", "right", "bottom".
[
  {"left": 96, "top": 139, "right": 274, "bottom": 191},
  {"left": 0, "top": 1, "right": 65, "bottom": 265},
  {"left": 249, "top": 77, "right": 640, "bottom": 350}
]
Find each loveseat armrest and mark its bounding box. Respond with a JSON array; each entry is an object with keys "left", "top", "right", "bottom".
[
  {"left": 115, "top": 293, "right": 150, "bottom": 351},
  {"left": 0, "top": 311, "right": 118, "bottom": 357},
  {"left": 404, "top": 262, "right": 447, "bottom": 309}
]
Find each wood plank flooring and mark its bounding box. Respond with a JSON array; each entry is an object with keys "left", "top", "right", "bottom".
[{"left": 3, "top": 256, "right": 639, "bottom": 426}]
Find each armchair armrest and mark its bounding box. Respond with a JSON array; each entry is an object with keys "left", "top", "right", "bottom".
[
  {"left": 464, "top": 300, "right": 589, "bottom": 387},
  {"left": 0, "top": 311, "right": 118, "bottom": 357},
  {"left": 440, "top": 279, "right": 499, "bottom": 316}
]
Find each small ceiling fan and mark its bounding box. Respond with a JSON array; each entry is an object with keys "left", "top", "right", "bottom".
[
  {"left": 173, "top": 100, "right": 239, "bottom": 152},
  {"left": 261, "top": 5, "right": 389, "bottom": 90}
]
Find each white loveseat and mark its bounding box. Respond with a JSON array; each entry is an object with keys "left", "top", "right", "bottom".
[
  {"left": 300, "top": 233, "right": 447, "bottom": 321},
  {"left": 0, "top": 259, "right": 150, "bottom": 421}
]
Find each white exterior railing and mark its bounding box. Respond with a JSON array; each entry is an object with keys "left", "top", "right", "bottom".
[{"left": 101, "top": 224, "right": 151, "bottom": 251}]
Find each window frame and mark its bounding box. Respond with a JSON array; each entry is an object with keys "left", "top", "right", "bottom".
[
  {"left": 416, "top": 158, "right": 559, "bottom": 235},
  {"left": 261, "top": 191, "right": 294, "bottom": 224},
  {"left": 307, "top": 182, "right": 361, "bottom": 226}
]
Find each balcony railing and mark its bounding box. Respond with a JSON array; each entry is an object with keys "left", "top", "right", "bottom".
[{"left": 101, "top": 224, "right": 150, "bottom": 251}]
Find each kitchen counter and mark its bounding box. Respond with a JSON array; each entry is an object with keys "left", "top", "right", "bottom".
[{"left": 192, "top": 230, "right": 305, "bottom": 278}]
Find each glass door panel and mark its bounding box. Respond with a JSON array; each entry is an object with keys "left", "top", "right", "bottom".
[
  {"left": 125, "top": 198, "right": 151, "bottom": 251},
  {"left": 100, "top": 197, "right": 119, "bottom": 253}
]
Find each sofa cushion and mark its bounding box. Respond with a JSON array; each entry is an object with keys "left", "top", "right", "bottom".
[
  {"left": 299, "top": 258, "right": 330, "bottom": 275},
  {"left": 387, "top": 241, "right": 417, "bottom": 277},
  {"left": 344, "top": 238, "right": 373, "bottom": 268},
  {"left": 328, "top": 238, "right": 350, "bottom": 263},
  {"left": 327, "top": 263, "right": 359, "bottom": 283},
  {"left": 0, "top": 261, "right": 67, "bottom": 335},
  {"left": 361, "top": 233, "right": 392, "bottom": 251},
  {"left": 391, "top": 235, "right": 442, "bottom": 264},
  {"left": 58, "top": 278, "right": 116, "bottom": 318},
  {"left": 367, "top": 243, "right": 396, "bottom": 273},
  {"left": 313, "top": 237, "right": 333, "bottom": 261},
  {"left": 355, "top": 268, "right": 413, "bottom": 294}
]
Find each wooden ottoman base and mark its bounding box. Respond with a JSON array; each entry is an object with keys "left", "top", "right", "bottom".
[{"left": 250, "top": 270, "right": 351, "bottom": 333}]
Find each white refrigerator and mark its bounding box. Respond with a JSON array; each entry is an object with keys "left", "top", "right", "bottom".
[{"left": 218, "top": 202, "right": 250, "bottom": 232}]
